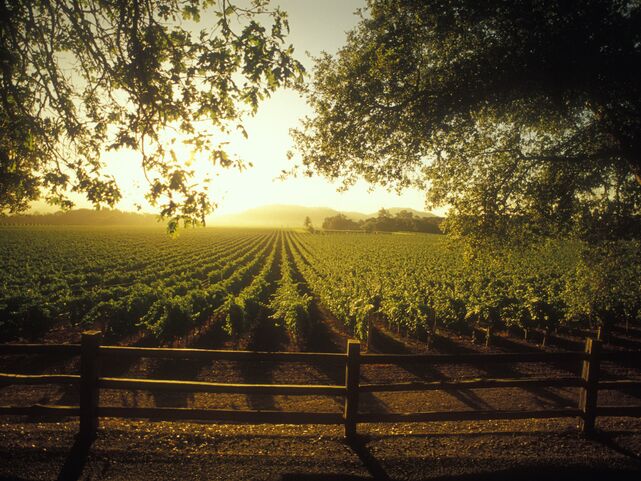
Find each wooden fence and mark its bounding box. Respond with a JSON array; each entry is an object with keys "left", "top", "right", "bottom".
[{"left": 1, "top": 331, "right": 641, "bottom": 442}]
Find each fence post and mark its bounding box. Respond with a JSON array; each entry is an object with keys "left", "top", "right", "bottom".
[
  {"left": 344, "top": 339, "right": 361, "bottom": 439},
  {"left": 579, "top": 337, "right": 602, "bottom": 435},
  {"left": 542, "top": 329, "right": 550, "bottom": 348},
  {"left": 79, "top": 330, "right": 102, "bottom": 441}
]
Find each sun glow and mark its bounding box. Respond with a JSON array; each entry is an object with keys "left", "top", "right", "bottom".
[{"left": 31, "top": 0, "right": 431, "bottom": 219}]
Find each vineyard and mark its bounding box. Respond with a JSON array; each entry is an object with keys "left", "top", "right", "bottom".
[
  {"left": 2, "top": 225, "right": 641, "bottom": 474},
  {"left": 1, "top": 226, "right": 640, "bottom": 348}
]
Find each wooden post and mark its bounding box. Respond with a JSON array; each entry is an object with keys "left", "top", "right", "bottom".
[
  {"left": 579, "top": 337, "right": 602, "bottom": 435},
  {"left": 485, "top": 326, "right": 492, "bottom": 348},
  {"left": 542, "top": 329, "right": 549, "bottom": 348},
  {"left": 344, "top": 340, "right": 361, "bottom": 439},
  {"left": 79, "top": 330, "right": 102, "bottom": 441},
  {"left": 596, "top": 326, "right": 602, "bottom": 340}
]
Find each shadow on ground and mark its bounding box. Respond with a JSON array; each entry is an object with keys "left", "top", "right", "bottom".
[
  {"left": 284, "top": 431, "right": 641, "bottom": 481},
  {"left": 0, "top": 427, "right": 639, "bottom": 481},
  {"left": 369, "top": 321, "right": 579, "bottom": 412},
  {"left": 56, "top": 436, "right": 93, "bottom": 481},
  {"left": 280, "top": 471, "right": 641, "bottom": 481}
]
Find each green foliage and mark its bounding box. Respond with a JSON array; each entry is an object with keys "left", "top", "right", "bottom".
[
  {"left": 322, "top": 210, "right": 442, "bottom": 233},
  {"left": 0, "top": 295, "right": 52, "bottom": 341},
  {"left": 362, "top": 210, "right": 441, "bottom": 233},
  {"left": 2, "top": 227, "right": 640, "bottom": 345},
  {"left": 290, "top": 231, "right": 608, "bottom": 339},
  {"left": 1, "top": 0, "right": 304, "bottom": 232},
  {"left": 0, "top": 226, "right": 274, "bottom": 342},
  {"left": 563, "top": 241, "right": 641, "bottom": 328},
  {"left": 222, "top": 231, "right": 278, "bottom": 337},
  {"left": 270, "top": 284, "right": 312, "bottom": 338},
  {"left": 322, "top": 214, "right": 360, "bottom": 231},
  {"left": 293, "top": 0, "right": 641, "bottom": 242},
  {"left": 268, "top": 233, "right": 312, "bottom": 342},
  {"left": 303, "top": 216, "right": 315, "bottom": 233},
  {"left": 142, "top": 296, "right": 194, "bottom": 340},
  {"left": 223, "top": 296, "right": 244, "bottom": 338}
]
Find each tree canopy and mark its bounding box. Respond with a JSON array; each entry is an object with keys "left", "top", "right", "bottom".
[
  {"left": 0, "top": 0, "right": 304, "bottom": 232},
  {"left": 322, "top": 213, "right": 359, "bottom": 231},
  {"left": 292, "top": 0, "right": 641, "bottom": 242},
  {"left": 321, "top": 209, "right": 442, "bottom": 233}
]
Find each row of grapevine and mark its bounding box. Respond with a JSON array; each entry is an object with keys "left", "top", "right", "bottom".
[
  {"left": 223, "top": 232, "right": 281, "bottom": 338},
  {"left": 293, "top": 232, "right": 641, "bottom": 341},
  {"left": 137, "top": 232, "right": 277, "bottom": 341},
  {"left": 268, "top": 232, "right": 313, "bottom": 342},
  {"left": 81, "top": 233, "right": 272, "bottom": 339},
  {"left": 288, "top": 231, "right": 373, "bottom": 341},
  {"left": 4, "top": 226, "right": 639, "bottom": 347},
  {"left": 0, "top": 227, "right": 273, "bottom": 341}
]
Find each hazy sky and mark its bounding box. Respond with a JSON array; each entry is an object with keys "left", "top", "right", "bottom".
[{"left": 35, "top": 0, "right": 430, "bottom": 217}]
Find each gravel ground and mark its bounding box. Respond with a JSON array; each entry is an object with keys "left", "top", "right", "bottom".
[{"left": 1, "top": 417, "right": 641, "bottom": 480}]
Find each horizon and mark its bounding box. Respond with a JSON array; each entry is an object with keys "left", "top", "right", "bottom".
[
  {"left": 23, "top": 202, "right": 439, "bottom": 216},
  {"left": 11, "top": 203, "right": 443, "bottom": 228}
]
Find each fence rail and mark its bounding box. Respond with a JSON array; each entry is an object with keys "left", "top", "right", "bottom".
[
  {"left": 1, "top": 331, "right": 641, "bottom": 444},
  {"left": 99, "top": 345, "right": 345, "bottom": 363},
  {"left": 358, "top": 408, "right": 583, "bottom": 423},
  {"left": 0, "top": 373, "right": 81, "bottom": 385},
  {"left": 0, "top": 343, "right": 80, "bottom": 355},
  {"left": 360, "top": 376, "right": 584, "bottom": 392},
  {"left": 98, "top": 377, "right": 346, "bottom": 396},
  {"left": 360, "top": 351, "right": 588, "bottom": 364},
  {"left": 98, "top": 406, "right": 344, "bottom": 424}
]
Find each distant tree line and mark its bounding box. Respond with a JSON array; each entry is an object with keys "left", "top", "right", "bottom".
[
  {"left": 0, "top": 209, "right": 158, "bottom": 226},
  {"left": 321, "top": 209, "right": 442, "bottom": 233}
]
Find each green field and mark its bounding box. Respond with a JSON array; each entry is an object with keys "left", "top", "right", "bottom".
[{"left": 1, "top": 226, "right": 640, "bottom": 344}]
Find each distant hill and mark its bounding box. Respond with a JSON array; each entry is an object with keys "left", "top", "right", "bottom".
[
  {"left": 209, "top": 205, "right": 342, "bottom": 228},
  {"left": 208, "top": 204, "right": 437, "bottom": 228},
  {"left": 0, "top": 208, "right": 159, "bottom": 226}
]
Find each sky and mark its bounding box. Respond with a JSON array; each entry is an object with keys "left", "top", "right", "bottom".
[{"left": 33, "top": 0, "right": 431, "bottom": 218}]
